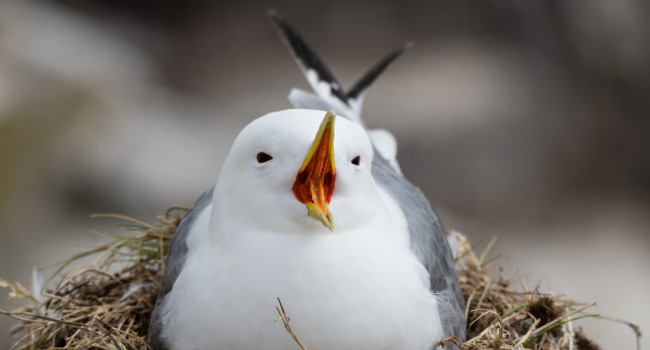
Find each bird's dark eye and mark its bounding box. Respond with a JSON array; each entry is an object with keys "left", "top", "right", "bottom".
[
  {"left": 257, "top": 152, "right": 273, "bottom": 163},
  {"left": 351, "top": 155, "right": 361, "bottom": 166}
]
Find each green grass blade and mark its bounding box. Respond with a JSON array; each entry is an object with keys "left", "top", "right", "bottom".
[{"left": 523, "top": 313, "right": 599, "bottom": 346}]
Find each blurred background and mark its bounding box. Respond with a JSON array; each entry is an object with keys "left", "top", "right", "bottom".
[{"left": 1, "top": 0, "right": 648, "bottom": 348}]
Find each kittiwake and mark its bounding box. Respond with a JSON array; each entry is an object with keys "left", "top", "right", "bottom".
[{"left": 148, "top": 11, "right": 465, "bottom": 350}]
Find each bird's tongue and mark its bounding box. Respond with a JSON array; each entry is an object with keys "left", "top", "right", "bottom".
[{"left": 292, "top": 110, "right": 337, "bottom": 230}]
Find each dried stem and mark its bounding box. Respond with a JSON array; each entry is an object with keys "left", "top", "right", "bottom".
[{"left": 275, "top": 298, "right": 310, "bottom": 350}]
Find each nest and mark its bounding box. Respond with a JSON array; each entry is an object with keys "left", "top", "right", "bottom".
[{"left": 0, "top": 209, "right": 641, "bottom": 349}]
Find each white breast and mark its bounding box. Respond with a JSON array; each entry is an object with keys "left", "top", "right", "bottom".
[{"left": 160, "top": 189, "right": 442, "bottom": 350}]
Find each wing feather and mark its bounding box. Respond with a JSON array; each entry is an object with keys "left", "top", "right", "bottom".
[{"left": 148, "top": 187, "right": 214, "bottom": 349}]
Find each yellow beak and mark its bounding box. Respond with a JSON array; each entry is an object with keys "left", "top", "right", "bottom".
[{"left": 292, "top": 110, "right": 337, "bottom": 230}]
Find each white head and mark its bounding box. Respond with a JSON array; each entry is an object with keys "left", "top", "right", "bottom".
[{"left": 211, "top": 109, "right": 384, "bottom": 236}]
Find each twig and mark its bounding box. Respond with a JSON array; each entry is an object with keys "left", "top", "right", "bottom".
[
  {"left": 90, "top": 213, "right": 155, "bottom": 229},
  {"left": 529, "top": 302, "right": 596, "bottom": 339},
  {"left": 275, "top": 298, "right": 309, "bottom": 350},
  {"left": 0, "top": 308, "right": 120, "bottom": 347},
  {"left": 439, "top": 336, "right": 465, "bottom": 350},
  {"left": 597, "top": 315, "right": 642, "bottom": 350},
  {"left": 467, "top": 309, "right": 504, "bottom": 343},
  {"left": 512, "top": 317, "right": 540, "bottom": 348}
]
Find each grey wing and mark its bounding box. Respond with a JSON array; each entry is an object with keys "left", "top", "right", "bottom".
[
  {"left": 148, "top": 187, "right": 214, "bottom": 350},
  {"left": 372, "top": 157, "right": 466, "bottom": 342}
]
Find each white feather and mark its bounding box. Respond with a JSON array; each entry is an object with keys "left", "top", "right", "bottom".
[
  {"left": 31, "top": 267, "right": 43, "bottom": 304},
  {"left": 367, "top": 129, "right": 402, "bottom": 175},
  {"left": 159, "top": 110, "right": 442, "bottom": 349}
]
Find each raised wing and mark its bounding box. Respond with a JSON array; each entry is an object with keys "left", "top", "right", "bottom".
[{"left": 269, "top": 10, "right": 409, "bottom": 126}]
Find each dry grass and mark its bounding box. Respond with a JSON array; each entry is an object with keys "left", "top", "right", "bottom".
[
  {"left": 0, "top": 208, "right": 186, "bottom": 350},
  {"left": 443, "top": 232, "right": 616, "bottom": 350},
  {"left": 0, "top": 211, "right": 641, "bottom": 349}
]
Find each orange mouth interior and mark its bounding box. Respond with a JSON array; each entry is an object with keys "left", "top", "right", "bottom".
[{"left": 292, "top": 110, "right": 336, "bottom": 229}]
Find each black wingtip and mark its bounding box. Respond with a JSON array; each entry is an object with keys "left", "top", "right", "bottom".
[
  {"left": 267, "top": 10, "right": 348, "bottom": 103},
  {"left": 267, "top": 9, "right": 300, "bottom": 57},
  {"left": 267, "top": 9, "right": 284, "bottom": 30},
  {"left": 346, "top": 41, "right": 413, "bottom": 100}
]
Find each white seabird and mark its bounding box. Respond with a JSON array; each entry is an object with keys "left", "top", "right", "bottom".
[{"left": 149, "top": 12, "right": 465, "bottom": 350}]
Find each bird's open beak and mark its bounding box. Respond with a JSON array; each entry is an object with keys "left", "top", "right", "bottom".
[{"left": 292, "top": 110, "right": 337, "bottom": 231}]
